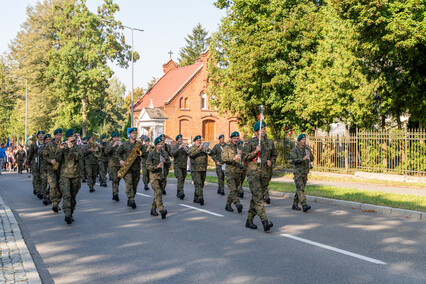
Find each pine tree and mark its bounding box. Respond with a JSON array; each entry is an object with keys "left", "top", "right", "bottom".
[{"left": 178, "top": 23, "right": 210, "bottom": 67}]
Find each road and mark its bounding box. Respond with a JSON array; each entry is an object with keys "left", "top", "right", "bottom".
[{"left": 1, "top": 172, "right": 425, "bottom": 283}]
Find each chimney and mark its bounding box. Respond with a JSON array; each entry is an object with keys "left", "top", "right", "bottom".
[{"left": 162, "top": 59, "right": 178, "bottom": 73}]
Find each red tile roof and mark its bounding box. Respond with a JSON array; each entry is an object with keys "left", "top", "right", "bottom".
[{"left": 134, "top": 62, "right": 203, "bottom": 110}]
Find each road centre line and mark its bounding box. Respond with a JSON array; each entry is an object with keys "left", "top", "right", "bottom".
[
  {"left": 179, "top": 204, "right": 224, "bottom": 217},
  {"left": 281, "top": 234, "right": 386, "bottom": 265},
  {"left": 136, "top": 193, "right": 152, "bottom": 197}
]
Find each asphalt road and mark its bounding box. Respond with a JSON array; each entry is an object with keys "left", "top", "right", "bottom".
[{"left": 0, "top": 172, "right": 425, "bottom": 284}]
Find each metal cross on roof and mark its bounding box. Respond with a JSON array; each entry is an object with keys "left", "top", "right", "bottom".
[{"left": 168, "top": 50, "right": 173, "bottom": 59}]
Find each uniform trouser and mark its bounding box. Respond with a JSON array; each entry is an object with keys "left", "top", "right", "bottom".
[
  {"left": 60, "top": 177, "right": 81, "bottom": 216},
  {"left": 47, "top": 170, "right": 61, "bottom": 205},
  {"left": 216, "top": 165, "right": 225, "bottom": 190},
  {"left": 150, "top": 178, "right": 165, "bottom": 211},
  {"left": 192, "top": 171, "right": 206, "bottom": 199},
  {"left": 98, "top": 160, "right": 108, "bottom": 184},
  {"left": 293, "top": 174, "right": 308, "bottom": 206},
  {"left": 247, "top": 174, "right": 269, "bottom": 222},
  {"left": 40, "top": 170, "right": 49, "bottom": 198},
  {"left": 238, "top": 170, "right": 246, "bottom": 194},
  {"left": 32, "top": 166, "right": 42, "bottom": 194},
  {"left": 162, "top": 166, "right": 170, "bottom": 189},
  {"left": 80, "top": 159, "right": 87, "bottom": 179},
  {"left": 174, "top": 166, "right": 187, "bottom": 195},
  {"left": 123, "top": 169, "right": 140, "bottom": 201},
  {"left": 17, "top": 161, "right": 24, "bottom": 173},
  {"left": 142, "top": 163, "right": 149, "bottom": 186},
  {"left": 226, "top": 173, "right": 242, "bottom": 206},
  {"left": 262, "top": 167, "right": 272, "bottom": 199},
  {"left": 109, "top": 166, "right": 121, "bottom": 195},
  {"left": 86, "top": 163, "right": 99, "bottom": 189}
]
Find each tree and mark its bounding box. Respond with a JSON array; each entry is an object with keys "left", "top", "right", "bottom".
[
  {"left": 0, "top": 57, "right": 19, "bottom": 138},
  {"left": 178, "top": 23, "right": 210, "bottom": 67}
]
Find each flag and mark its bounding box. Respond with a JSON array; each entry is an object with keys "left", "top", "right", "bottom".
[
  {"left": 6, "top": 137, "right": 9, "bottom": 148},
  {"left": 258, "top": 114, "right": 264, "bottom": 120}
]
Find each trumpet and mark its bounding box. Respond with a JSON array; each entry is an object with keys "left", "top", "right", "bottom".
[
  {"left": 178, "top": 141, "right": 189, "bottom": 153},
  {"left": 202, "top": 142, "right": 211, "bottom": 154},
  {"left": 306, "top": 148, "right": 313, "bottom": 169},
  {"left": 91, "top": 133, "right": 102, "bottom": 158}
]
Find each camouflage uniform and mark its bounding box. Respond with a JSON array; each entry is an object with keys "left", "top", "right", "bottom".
[
  {"left": 79, "top": 143, "right": 87, "bottom": 181},
  {"left": 15, "top": 149, "right": 26, "bottom": 174},
  {"left": 141, "top": 145, "right": 150, "bottom": 189},
  {"left": 57, "top": 143, "right": 82, "bottom": 218},
  {"left": 209, "top": 142, "right": 226, "bottom": 194},
  {"left": 188, "top": 145, "right": 208, "bottom": 202},
  {"left": 222, "top": 143, "right": 244, "bottom": 207},
  {"left": 290, "top": 144, "right": 314, "bottom": 207},
  {"left": 39, "top": 143, "right": 52, "bottom": 200},
  {"left": 27, "top": 141, "right": 43, "bottom": 196},
  {"left": 146, "top": 149, "right": 170, "bottom": 212},
  {"left": 242, "top": 136, "right": 277, "bottom": 222},
  {"left": 161, "top": 142, "right": 172, "bottom": 192},
  {"left": 116, "top": 140, "right": 144, "bottom": 203},
  {"left": 98, "top": 141, "right": 109, "bottom": 186},
  {"left": 45, "top": 141, "right": 62, "bottom": 208},
  {"left": 84, "top": 143, "right": 99, "bottom": 191},
  {"left": 104, "top": 141, "right": 121, "bottom": 196},
  {"left": 170, "top": 143, "right": 188, "bottom": 197}
]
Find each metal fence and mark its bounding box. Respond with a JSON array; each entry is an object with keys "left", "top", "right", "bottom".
[{"left": 274, "top": 128, "right": 426, "bottom": 176}]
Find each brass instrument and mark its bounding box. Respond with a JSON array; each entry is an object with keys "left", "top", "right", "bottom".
[
  {"left": 52, "top": 141, "right": 61, "bottom": 171},
  {"left": 202, "top": 142, "right": 211, "bottom": 154},
  {"left": 257, "top": 104, "right": 264, "bottom": 164},
  {"left": 92, "top": 133, "right": 102, "bottom": 158},
  {"left": 118, "top": 139, "right": 143, "bottom": 179},
  {"left": 149, "top": 142, "right": 155, "bottom": 151},
  {"left": 306, "top": 148, "right": 313, "bottom": 169}
]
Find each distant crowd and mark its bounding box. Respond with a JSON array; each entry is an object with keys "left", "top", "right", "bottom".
[{"left": 0, "top": 143, "right": 29, "bottom": 174}]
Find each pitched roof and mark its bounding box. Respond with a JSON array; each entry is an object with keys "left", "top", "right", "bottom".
[
  {"left": 144, "top": 107, "right": 167, "bottom": 119},
  {"left": 134, "top": 62, "right": 203, "bottom": 110}
]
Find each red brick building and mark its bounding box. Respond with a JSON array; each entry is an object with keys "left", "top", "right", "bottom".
[{"left": 134, "top": 50, "right": 239, "bottom": 143}]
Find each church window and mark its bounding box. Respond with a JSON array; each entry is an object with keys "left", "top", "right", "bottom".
[{"left": 201, "top": 93, "right": 207, "bottom": 110}]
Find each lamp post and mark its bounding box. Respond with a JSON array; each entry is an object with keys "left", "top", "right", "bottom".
[{"left": 8, "top": 76, "right": 27, "bottom": 142}]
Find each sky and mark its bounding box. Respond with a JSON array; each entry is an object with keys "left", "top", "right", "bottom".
[{"left": 0, "top": 0, "right": 226, "bottom": 94}]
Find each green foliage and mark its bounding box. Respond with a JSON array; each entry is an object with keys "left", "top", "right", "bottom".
[
  {"left": 0, "top": 58, "right": 19, "bottom": 137},
  {"left": 178, "top": 23, "right": 210, "bottom": 67}
]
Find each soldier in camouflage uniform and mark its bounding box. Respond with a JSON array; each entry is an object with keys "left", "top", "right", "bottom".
[
  {"left": 116, "top": 128, "right": 144, "bottom": 209},
  {"left": 146, "top": 137, "right": 169, "bottom": 219},
  {"left": 209, "top": 134, "right": 226, "bottom": 195},
  {"left": 170, "top": 134, "right": 188, "bottom": 199},
  {"left": 188, "top": 135, "right": 208, "bottom": 205},
  {"left": 40, "top": 134, "right": 52, "bottom": 205},
  {"left": 97, "top": 135, "right": 109, "bottom": 187},
  {"left": 140, "top": 136, "right": 150, "bottom": 190},
  {"left": 57, "top": 129, "right": 82, "bottom": 224},
  {"left": 84, "top": 135, "right": 99, "bottom": 192},
  {"left": 104, "top": 132, "right": 121, "bottom": 201},
  {"left": 290, "top": 134, "right": 314, "bottom": 212},
  {"left": 159, "top": 134, "right": 171, "bottom": 195},
  {"left": 46, "top": 128, "right": 63, "bottom": 212},
  {"left": 15, "top": 145, "right": 26, "bottom": 174},
  {"left": 27, "top": 131, "right": 45, "bottom": 198},
  {"left": 221, "top": 131, "right": 244, "bottom": 213},
  {"left": 242, "top": 121, "right": 277, "bottom": 232},
  {"left": 80, "top": 137, "right": 88, "bottom": 183},
  {"left": 237, "top": 140, "right": 246, "bottom": 199}
]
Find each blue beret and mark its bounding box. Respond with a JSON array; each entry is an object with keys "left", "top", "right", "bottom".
[
  {"left": 297, "top": 134, "right": 306, "bottom": 141},
  {"left": 101, "top": 135, "right": 106, "bottom": 140},
  {"left": 230, "top": 131, "right": 239, "bottom": 138},
  {"left": 176, "top": 134, "right": 182, "bottom": 140},
  {"left": 53, "top": 128, "right": 62, "bottom": 135},
  {"left": 218, "top": 134, "right": 224, "bottom": 139},
  {"left": 129, "top": 127, "right": 137, "bottom": 133},
  {"left": 253, "top": 121, "right": 266, "bottom": 131},
  {"left": 65, "top": 128, "right": 75, "bottom": 138},
  {"left": 111, "top": 132, "right": 119, "bottom": 138},
  {"left": 154, "top": 137, "right": 162, "bottom": 145},
  {"left": 44, "top": 134, "right": 51, "bottom": 140},
  {"left": 37, "top": 131, "right": 45, "bottom": 136},
  {"left": 193, "top": 135, "right": 201, "bottom": 142}
]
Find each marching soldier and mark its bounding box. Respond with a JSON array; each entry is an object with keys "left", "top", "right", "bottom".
[
  {"left": 262, "top": 134, "right": 272, "bottom": 204},
  {"left": 242, "top": 121, "right": 277, "bottom": 232},
  {"left": 80, "top": 137, "right": 88, "bottom": 182},
  {"left": 188, "top": 135, "right": 208, "bottom": 205},
  {"left": 170, "top": 134, "right": 188, "bottom": 199},
  {"left": 104, "top": 132, "right": 121, "bottom": 201},
  {"left": 40, "top": 134, "right": 52, "bottom": 205},
  {"left": 237, "top": 140, "right": 246, "bottom": 198},
  {"left": 221, "top": 131, "right": 244, "bottom": 213},
  {"left": 159, "top": 134, "right": 171, "bottom": 195},
  {"left": 141, "top": 136, "right": 150, "bottom": 190},
  {"left": 116, "top": 127, "right": 144, "bottom": 209},
  {"left": 27, "top": 131, "right": 45, "bottom": 198},
  {"left": 57, "top": 129, "right": 82, "bottom": 224},
  {"left": 290, "top": 134, "right": 314, "bottom": 212},
  {"left": 98, "top": 135, "right": 108, "bottom": 187},
  {"left": 209, "top": 134, "right": 226, "bottom": 195},
  {"left": 84, "top": 135, "right": 99, "bottom": 192},
  {"left": 46, "top": 128, "right": 63, "bottom": 212},
  {"left": 146, "top": 137, "right": 170, "bottom": 219},
  {"left": 15, "top": 145, "right": 26, "bottom": 174}
]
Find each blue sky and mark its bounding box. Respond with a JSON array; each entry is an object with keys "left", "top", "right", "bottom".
[{"left": 0, "top": 0, "right": 226, "bottom": 94}]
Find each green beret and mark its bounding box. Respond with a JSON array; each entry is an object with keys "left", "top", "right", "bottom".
[
  {"left": 53, "top": 128, "right": 62, "bottom": 135},
  {"left": 44, "top": 134, "right": 51, "bottom": 140},
  {"left": 297, "top": 134, "right": 306, "bottom": 141},
  {"left": 82, "top": 137, "right": 87, "bottom": 140},
  {"left": 154, "top": 137, "right": 162, "bottom": 145},
  {"left": 37, "top": 131, "right": 45, "bottom": 136},
  {"left": 193, "top": 135, "right": 201, "bottom": 141},
  {"left": 218, "top": 134, "right": 224, "bottom": 139},
  {"left": 65, "top": 128, "right": 75, "bottom": 138},
  {"left": 159, "top": 134, "right": 165, "bottom": 138},
  {"left": 128, "top": 127, "right": 137, "bottom": 133},
  {"left": 111, "top": 132, "right": 119, "bottom": 138},
  {"left": 230, "top": 131, "right": 239, "bottom": 138},
  {"left": 51, "top": 138, "right": 55, "bottom": 142},
  {"left": 176, "top": 134, "right": 182, "bottom": 140},
  {"left": 87, "top": 135, "right": 93, "bottom": 140},
  {"left": 101, "top": 135, "right": 106, "bottom": 140},
  {"left": 62, "top": 139, "right": 67, "bottom": 143},
  {"left": 253, "top": 121, "right": 266, "bottom": 131},
  {"left": 237, "top": 140, "right": 243, "bottom": 145}
]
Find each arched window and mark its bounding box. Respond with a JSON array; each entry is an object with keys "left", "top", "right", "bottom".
[
  {"left": 179, "top": 97, "right": 184, "bottom": 108},
  {"left": 201, "top": 93, "right": 207, "bottom": 110},
  {"left": 184, "top": 97, "right": 188, "bottom": 109}
]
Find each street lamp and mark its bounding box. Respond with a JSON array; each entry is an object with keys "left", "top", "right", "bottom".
[
  {"left": 102, "top": 20, "right": 143, "bottom": 128},
  {"left": 7, "top": 76, "right": 27, "bottom": 142}
]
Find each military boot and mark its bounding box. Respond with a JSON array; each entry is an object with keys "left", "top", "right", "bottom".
[
  {"left": 237, "top": 191, "right": 244, "bottom": 198},
  {"left": 52, "top": 204, "right": 59, "bottom": 213},
  {"left": 144, "top": 185, "right": 149, "bottom": 191},
  {"left": 160, "top": 209, "right": 168, "bottom": 219},
  {"left": 217, "top": 188, "right": 221, "bottom": 194},
  {"left": 198, "top": 198, "right": 204, "bottom": 206},
  {"left": 303, "top": 204, "right": 311, "bottom": 212},
  {"left": 150, "top": 208, "right": 158, "bottom": 216},
  {"left": 264, "top": 196, "right": 271, "bottom": 204},
  {"left": 65, "top": 215, "right": 72, "bottom": 224},
  {"left": 262, "top": 220, "right": 273, "bottom": 232},
  {"left": 130, "top": 200, "right": 136, "bottom": 209},
  {"left": 236, "top": 204, "right": 243, "bottom": 213},
  {"left": 89, "top": 188, "right": 95, "bottom": 192},
  {"left": 292, "top": 204, "right": 301, "bottom": 211},
  {"left": 42, "top": 196, "right": 49, "bottom": 205},
  {"left": 220, "top": 189, "right": 225, "bottom": 195},
  {"left": 225, "top": 204, "right": 234, "bottom": 212},
  {"left": 112, "top": 194, "right": 119, "bottom": 202},
  {"left": 162, "top": 189, "right": 167, "bottom": 195},
  {"left": 37, "top": 193, "right": 43, "bottom": 199},
  {"left": 245, "top": 219, "right": 257, "bottom": 229}
]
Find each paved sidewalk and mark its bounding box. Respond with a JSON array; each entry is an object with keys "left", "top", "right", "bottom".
[{"left": 0, "top": 196, "right": 41, "bottom": 284}]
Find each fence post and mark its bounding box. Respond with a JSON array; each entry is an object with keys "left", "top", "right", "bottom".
[
  {"left": 355, "top": 126, "right": 359, "bottom": 170},
  {"left": 404, "top": 124, "right": 407, "bottom": 180},
  {"left": 345, "top": 126, "right": 349, "bottom": 173}
]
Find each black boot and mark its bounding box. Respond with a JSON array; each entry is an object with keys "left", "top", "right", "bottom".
[
  {"left": 198, "top": 198, "right": 204, "bottom": 206},
  {"left": 180, "top": 193, "right": 185, "bottom": 200},
  {"left": 162, "top": 189, "right": 166, "bottom": 195},
  {"left": 217, "top": 188, "right": 221, "bottom": 194},
  {"left": 237, "top": 191, "right": 244, "bottom": 198},
  {"left": 33, "top": 190, "right": 37, "bottom": 195},
  {"left": 112, "top": 194, "right": 119, "bottom": 201},
  {"left": 160, "top": 209, "right": 168, "bottom": 219},
  {"left": 262, "top": 220, "right": 273, "bottom": 232},
  {"left": 130, "top": 200, "right": 136, "bottom": 209},
  {"left": 150, "top": 208, "right": 158, "bottom": 216},
  {"left": 37, "top": 193, "right": 43, "bottom": 199},
  {"left": 193, "top": 198, "right": 199, "bottom": 203},
  {"left": 127, "top": 200, "right": 131, "bottom": 207},
  {"left": 42, "top": 196, "right": 49, "bottom": 205},
  {"left": 220, "top": 190, "right": 225, "bottom": 195},
  {"left": 236, "top": 204, "right": 243, "bottom": 213},
  {"left": 89, "top": 188, "right": 95, "bottom": 192},
  {"left": 82, "top": 179, "right": 86, "bottom": 183},
  {"left": 292, "top": 204, "right": 301, "bottom": 211},
  {"left": 303, "top": 204, "right": 311, "bottom": 212},
  {"left": 52, "top": 204, "right": 59, "bottom": 213},
  {"left": 144, "top": 185, "right": 149, "bottom": 191},
  {"left": 245, "top": 219, "right": 257, "bottom": 229},
  {"left": 65, "top": 215, "right": 72, "bottom": 224},
  {"left": 225, "top": 204, "right": 234, "bottom": 212},
  {"left": 264, "top": 197, "right": 271, "bottom": 204}
]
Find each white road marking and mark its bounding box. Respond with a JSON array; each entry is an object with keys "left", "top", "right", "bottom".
[
  {"left": 179, "top": 204, "right": 224, "bottom": 217},
  {"left": 136, "top": 193, "right": 152, "bottom": 197},
  {"left": 281, "top": 234, "right": 386, "bottom": 265}
]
